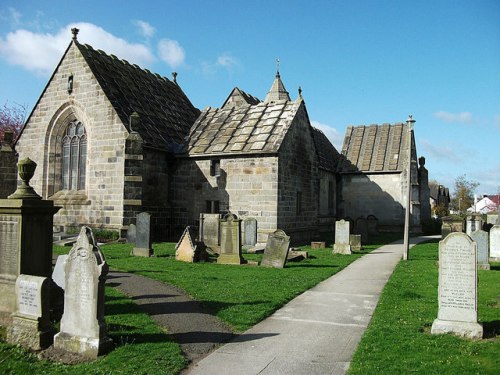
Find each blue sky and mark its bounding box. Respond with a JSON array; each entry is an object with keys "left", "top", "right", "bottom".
[{"left": 0, "top": 0, "right": 498, "bottom": 195}]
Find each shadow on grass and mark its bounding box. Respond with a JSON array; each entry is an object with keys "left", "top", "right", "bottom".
[
  {"left": 482, "top": 320, "right": 500, "bottom": 339},
  {"left": 489, "top": 264, "right": 500, "bottom": 271}
]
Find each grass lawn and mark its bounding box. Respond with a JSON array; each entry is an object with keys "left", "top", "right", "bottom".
[
  {"left": 348, "top": 240, "right": 500, "bottom": 374},
  {"left": 0, "top": 287, "right": 185, "bottom": 375},
  {"left": 55, "top": 233, "right": 401, "bottom": 332}
]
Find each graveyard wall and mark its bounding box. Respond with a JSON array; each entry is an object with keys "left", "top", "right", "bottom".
[
  {"left": 0, "top": 141, "right": 17, "bottom": 198},
  {"left": 277, "top": 104, "right": 320, "bottom": 243},
  {"left": 171, "top": 155, "right": 279, "bottom": 243},
  {"left": 15, "top": 42, "right": 127, "bottom": 232}
]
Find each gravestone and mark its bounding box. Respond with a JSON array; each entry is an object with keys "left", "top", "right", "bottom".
[
  {"left": 175, "top": 226, "right": 207, "bottom": 263},
  {"left": 441, "top": 223, "right": 452, "bottom": 239},
  {"left": 0, "top": 158, "right": 59, "bottom": 323},
  {"left": 7, "top": 275, "right": 53, "bottom": 350},
  {"left": 367, "top": 215, "right": 379, "bottom": 236},
  {"left": 311, "top": 241, "right": 326, "bottom": 249},
  {"left": 349, "top": 234, "right": 362, "bottom": 251},
  {"left": 126, "top": 223, "right": 136, "bottom": 244},
  {"left": 333, "top": 220, "right": 351, "bottom": 254},
  {"left": 54, "top": 227, "right": 112, "bottom": 357},
  {"left": 442, "top": 216, "right": 465, "bottom": 234},
  {"left": 490, "top": 225, "right": 500, "bottom": 261},
  {"left": 431, "top": 232, "right": 483, "bottom": 339},
  {"left": 354, "top": 217, "right": 369, "bottom": 243},
  {"left": 471, "top": 230, "right": 489, "bottom": 270},
  {"left": 466, "top": 213, "right": 482, "bottom": 236},
  {"left": 261, "top": 230, "right": 291, "bottom": 268},
  {"left": 199, "top": 213, "right": 221, "bottom": 252},
  {"left": 287, "top": 249, "right": 308, "bottom": 262},
  {"left": 132, "top": 212, "right": 153, "bottom": 257},
  {"left": 52, "top": 254, "right": 69, "bottom": 290},
  {"left": 243, "top": 217, "right": 257, "bottom": 247},
  {"left": 217, "top": 213, "right": 243, "bottom": 264}
]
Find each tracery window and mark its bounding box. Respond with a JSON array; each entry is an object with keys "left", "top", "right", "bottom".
[{"left": 61, "top": 121, "right": 86, "bottom": 190}]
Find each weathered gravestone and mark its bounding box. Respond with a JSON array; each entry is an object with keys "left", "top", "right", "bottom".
[
  {"left": 367, "top": 215, "right": 379, "bottom": 236},
  {"left": 354, "top": 217, "right": 369, "bottom": 244},
  {"left": 52, "top": 254, "right": 69, "bottom": 290},
  {"left": 243, "top": 217, "right": 257, "bottom": 247},
  {"left": 471, "top": 229, "right": 490, "bottom": 270},
  {"left": 333, "top": 220, "right": 351, "bottom": 254},
  {"left": 199, "top": 213, "right": 221, "bottom": 252},
  {"left": 7, "top": 275, "right": 53, "bottom": 350},
  {"left": 175, "top": 226, "right": 208, "bottom": 263},
  {"left": 466, "top": 213, "right": 482, "bottom": 236},
  {"left": 261, "top": 230, "right": 291, "bottom": 268},
  {"left": 349, "top": 234, "right": 362, "bottom": 251},
  {"left": 490, "top": 225, "right": 500, "bottom": 261},
  {"left": 0, "top": 157, "right": 59, "bottom": 324},
  {"left": 431, "top": 232, "right": 483, "bottom": 339},
  {"left": 217, "top": 213, "right": 243, "bottom": 265},
  {"left": 54, "top": 227, "right": 112, "bottom": 357},
  {"left": 126, "top": 223, "right": 136, "bottom": 244},
  {"left": 441, "top": 223, "right": 452, "bottom": 239},
  {"left": 132, "top": 212, "right": 153, "bottom": 257},
  {"left": 441, "top": 216, "right": 465, "bottom": 235}
]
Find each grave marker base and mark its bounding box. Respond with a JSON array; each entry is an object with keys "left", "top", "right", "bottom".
[
  {"left": 131, "top": 247, "right": 154, "bottom": 257},
  {"left": 54, "top": 332, "right": 113, "bottom": 358},
  {"left": 7, "top": 315, "right": 54, "bottom": 350},
  {"left": 333, "top": 244, "right": 351, "bottom": 254},
  {"left": 431, "top": 319, "right": 483, "bottom": 340}
]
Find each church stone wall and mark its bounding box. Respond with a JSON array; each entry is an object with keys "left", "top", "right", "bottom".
[{"left": 15, "top": 43, "right": 127, "bottom": 232}]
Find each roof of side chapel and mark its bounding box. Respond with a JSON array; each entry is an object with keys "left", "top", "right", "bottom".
[
  {"left": 76, "top": 41, "right": 200, "bottom": 151},
  {"left": 339, "top": 123, "right": 413, "bottom": 173}
]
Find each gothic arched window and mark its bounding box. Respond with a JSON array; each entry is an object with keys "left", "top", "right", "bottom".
[{"left": 61, "top": 121, "right": 86, "bottom": 190}]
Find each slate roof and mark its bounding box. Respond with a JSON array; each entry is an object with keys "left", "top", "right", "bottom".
[
  {"left": 76, "top": 42, "right": 200, "bottom": 152},
  {"left": 221, "top": 87, "right": 261, "bottom": 109},
  {"left": 339, "top": 123, "right": 412, "bottom": 173},
  {"left": 312, "top": 127, "right": 341, "bottom": 172},
  {"left": 188, "top": 99, "right": 301, "bottom": 155}
]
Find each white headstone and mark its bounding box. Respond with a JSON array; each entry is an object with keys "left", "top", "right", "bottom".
[
  {"left": 490, "top": 225, "right": 500, "bottom": 261},
  {"left": 54, "top": 227, "right": 112, "bottom": 358},
  {"left": 333, "top": 220, "right": 351, "bottom": 254},
  {"left": 52, "top": 254, "right": 68, "bottom": 290},
  {"left": 431, "top": 232, "right": 483, "bottom": 339}
]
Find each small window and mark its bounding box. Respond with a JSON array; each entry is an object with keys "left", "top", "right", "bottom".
[
  {"left": 296, "top": 191, "right": 302, "bottom": 214},
  {"left": 210, "top": 159, "right": 221, "bottom": 177},
  {"left": 67, "top": 74, "right": 74, "bottom": 94},
  {"left": 206, "top": 200, "right": 220, "bottom": 213}
]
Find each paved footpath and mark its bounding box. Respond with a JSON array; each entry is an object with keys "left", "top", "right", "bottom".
[{"left": 187, "top": 235, "right": 438, "bottom": 375}]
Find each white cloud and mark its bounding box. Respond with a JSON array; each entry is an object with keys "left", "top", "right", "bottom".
[
  {"left": 201, "top": 53, "right": 240, "bottom": 76},
  {"left": 217, "top": 53, "right": 237, "bottom": 68},
  {"left": 419, "top": 138, "right": 462, "bottom": 162},
  {"left": 9, "top": 7, "right": 22, "bottom": 24},
  {"left": 157, "top": 39, "right": 185, "bottom": 68},
  {"left": 0, "top": 22, "right": 155, "bottom": 75},
  {"left": 434, "top": 111, "right": 473, "bottom": 123},
  {"left": 134, "top": 20, "right": 155, "bottom": 38},
  {"left": 311, "top": 120, "right": 343, "bottom": 150}
]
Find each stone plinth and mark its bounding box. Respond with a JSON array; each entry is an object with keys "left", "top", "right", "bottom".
[
  {"left": 218, "top": 214, "right": 243, "bottom": 265},
  {"left": 7, "top": 275, "right": 54, "bottom": 350},
  {"left": 0, "top": 199, "right": 59, "bottom": 323},
  {"left": 431, "top": 232, "right": 483, "bottom": 339},
  {"left": 54, "top": 227, "right": 112, "bottom": 358},
  {"left": 333, "top": 220, "right": 351, "bottom": 255}
]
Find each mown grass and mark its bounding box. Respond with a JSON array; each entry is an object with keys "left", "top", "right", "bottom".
[
  {"left": 54, "top": 233, "right": 400, "bottom": 332},
  {"left": 348, "top": 240, "right": 500, "bottom": 374},
  {"left": 0, "top": 287, "right": 185, "bottom": 375}
]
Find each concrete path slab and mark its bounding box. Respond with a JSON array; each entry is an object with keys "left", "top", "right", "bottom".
[{"left": 187, "top": 236, "right": 438, "bottom": 375}]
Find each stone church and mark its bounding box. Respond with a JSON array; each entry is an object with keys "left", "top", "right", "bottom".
[{"left": 12, "top": 30, "right": 429, "bottom": 242}]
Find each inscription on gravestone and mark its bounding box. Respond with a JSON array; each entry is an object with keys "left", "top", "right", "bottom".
[
  {"left": 0, "top": 219, "right": 19, "bottom": 276},
  {"left": 217, "top": 214, "right": 243, "bottom": 265},
  {"left": 261, "top": 230, "right": 290, "bottom": 268},
  {"left": 18, "top": 279, "right": 39, "bottom": 316},
  {"left": 243, "top": 217, "right": 257, "bottom": 247},
  {"left": 431, "top": 232, "right": 483, "bottom": 339}
]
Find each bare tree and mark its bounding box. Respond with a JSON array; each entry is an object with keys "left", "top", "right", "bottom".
[{"left": 0, "top": 102, "right": 27, "bottom": 146}]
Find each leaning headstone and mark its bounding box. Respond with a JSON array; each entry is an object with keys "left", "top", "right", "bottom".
[
  {"left": 431, "top": 232, "right": 483, "bottom": 339},
  {"left": 7, "top": 275, "right": 53, "bottom": 350},
  {"left": 349, "top": 234, "right": 362, "bottom": 251},
  {"left": 199, "top": 213, "right": 221, "bottom": 252},
  {"left": 354, "top": 217, "right": 369, "bottom": 243},
  {"left": 175, "top": 226, "right": 208, "bottom": 263},
  {"left": 471, "top": 230, "right": 489, "bottom": 270},
  {"left": 367, "top": 215, "right": 379, "bottom": 236},
  {"left": 132, "top": 212, "right": 153, "bottom": 257},
  {"left": 54, "top": 227, "right": 112, "bottom": 358},
  {"left": 52, "top": 254, "right": 69, "bottom": 290},
  {"left": 243, "top": 217, "right": 258, "bottom": 247},
  {"left": 490, "top": 225, "right": 500, "bottom": 261},
  {"left": 261, "top": 230, "right": 291, "bottom": 268},
  {"left": 217, "top": 213, "right": 243, "bottom": 265},
  {"left": 126, "top": 223, "right": 136, "bottom": 244},
  {"left": 333, "top": 220, "right": 351, "bottom": 254}
]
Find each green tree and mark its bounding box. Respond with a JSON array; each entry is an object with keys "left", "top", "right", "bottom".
[{"left": 450, "top": 174, "right": 479, "bottom": 215}]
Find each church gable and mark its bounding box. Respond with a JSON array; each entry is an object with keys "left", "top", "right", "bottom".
[{"left": 221, "top": 87, "right": 261, "bottom": 109}]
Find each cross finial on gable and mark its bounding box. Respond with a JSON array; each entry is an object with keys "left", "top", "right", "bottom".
[
  {"left": 276, "top": 58, "right": 280, "bottom": 76},
  {"left": 71, "top": 28, "right": 79, "bottom": 41}
]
